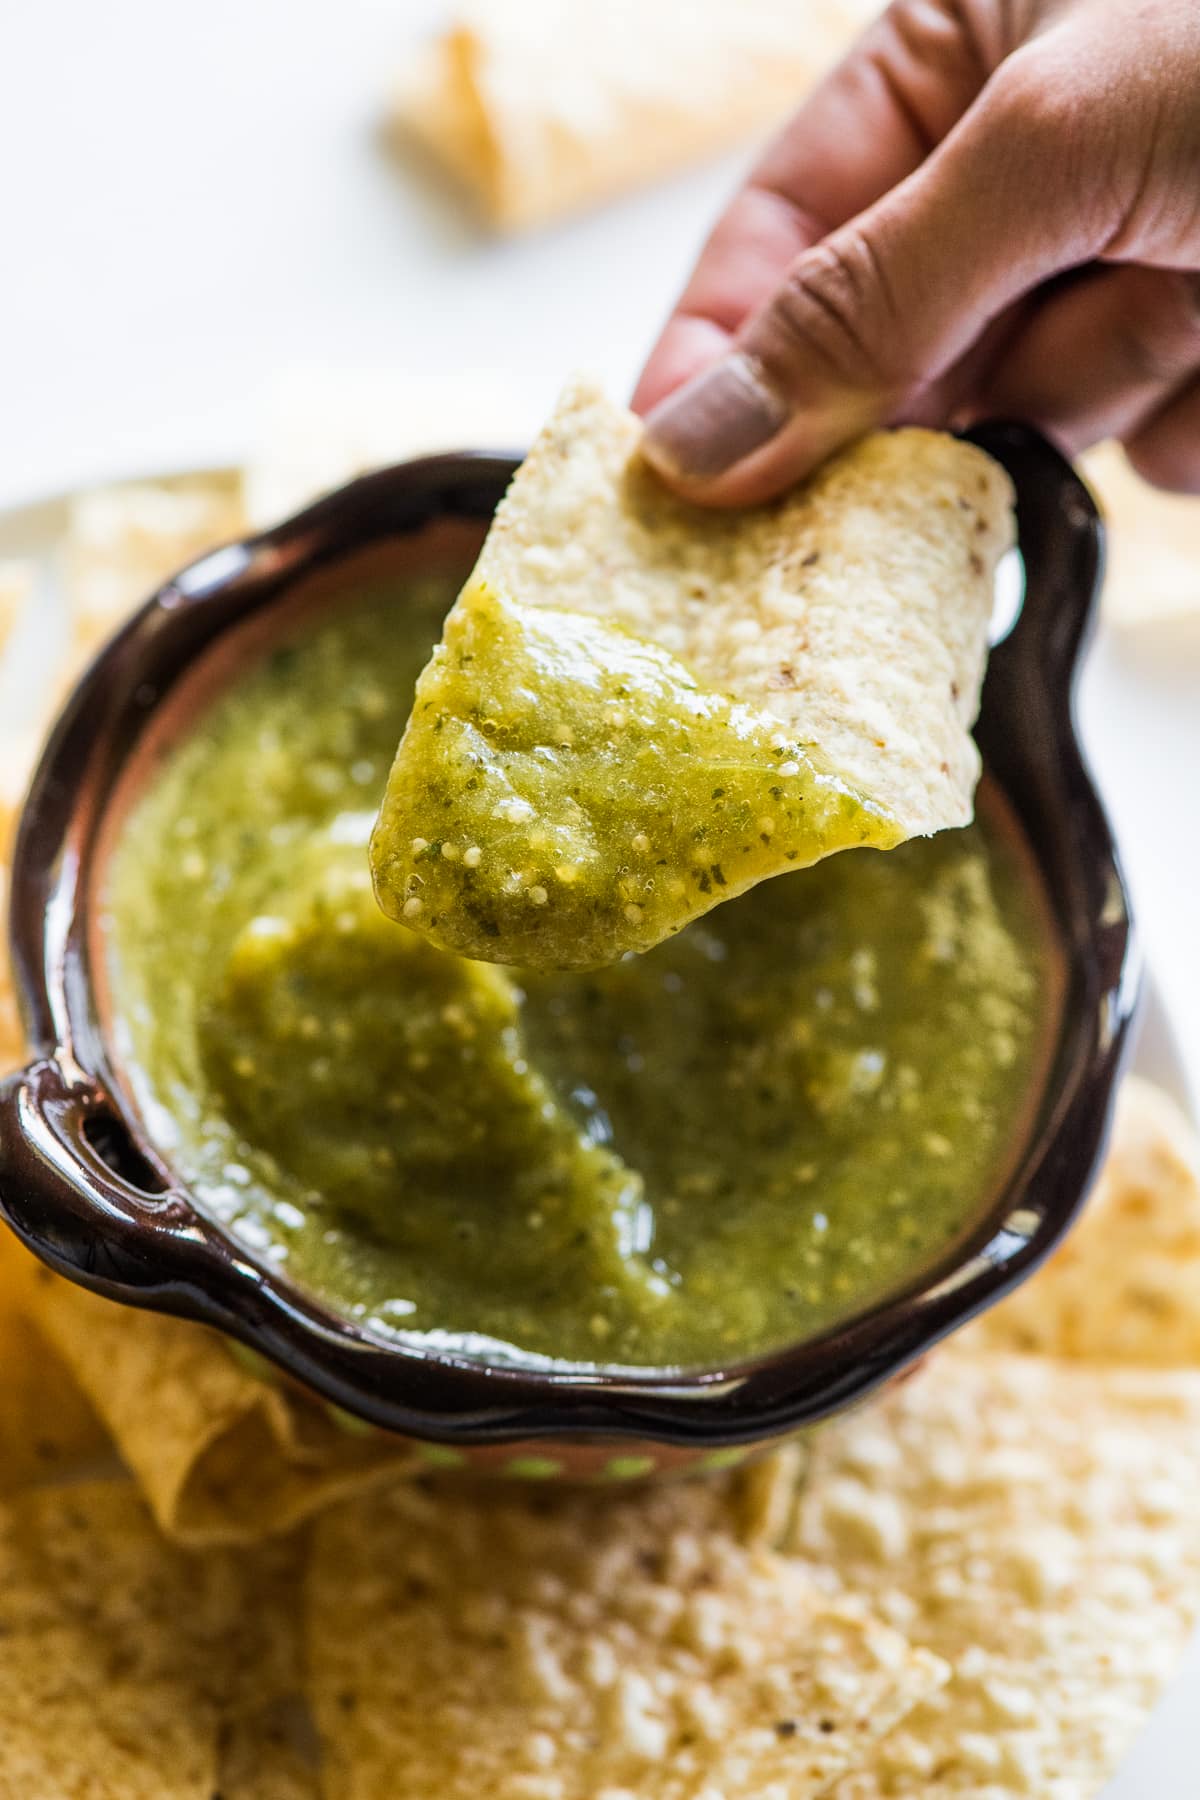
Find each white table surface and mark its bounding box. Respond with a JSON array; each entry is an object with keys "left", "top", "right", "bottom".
[{"left": 3, "top": 3, "right": 1200, "bottom": 1791}]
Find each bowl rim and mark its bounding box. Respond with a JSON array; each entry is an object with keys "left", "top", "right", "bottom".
[{"left": 0, "top": 426, "right": 1138, "bottom": 1445}]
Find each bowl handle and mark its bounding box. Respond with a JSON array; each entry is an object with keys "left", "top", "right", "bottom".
[
  {"left": 0, "top": 1057, "right": 193, "bottom": 1292},
  {"left": 966, "top": 419, "right": 1104, "bottom": 699}
]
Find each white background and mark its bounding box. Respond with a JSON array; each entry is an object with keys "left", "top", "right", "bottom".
[{"left": 2, "top": 2, "right": 1199, "bottom": 1791}]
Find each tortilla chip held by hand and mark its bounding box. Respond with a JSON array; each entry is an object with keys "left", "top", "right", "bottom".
[{"left": 371, "top": 378, "right": 1013, "bottom": 969}]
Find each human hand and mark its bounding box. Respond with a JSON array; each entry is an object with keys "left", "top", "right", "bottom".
[{"left": 634, "top": 0, "right": 1200, "bottom": 503}]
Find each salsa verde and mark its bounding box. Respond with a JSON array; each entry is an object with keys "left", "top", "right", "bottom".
[{"left": 102, "top": 576, "right": 1056, "bottom": 1368}]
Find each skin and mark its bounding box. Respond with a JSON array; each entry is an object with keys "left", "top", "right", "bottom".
[{"left": 634, "top": 0, "right": 1200, "bottom": 504}]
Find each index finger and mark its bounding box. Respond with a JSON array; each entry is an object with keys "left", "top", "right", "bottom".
[{"left": 632, "top": 1, "right": 998, "bottom": 414}]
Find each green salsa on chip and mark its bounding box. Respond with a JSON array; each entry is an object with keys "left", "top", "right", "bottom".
[
  {"left": 103, "top": 575, "right": 1055, "bottom": 1369},
  {"left": 369, "top": 578, "right": 903, "bottom": 970}
]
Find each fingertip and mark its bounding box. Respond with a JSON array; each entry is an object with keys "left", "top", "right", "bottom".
[
  {"left": 631, "top": 316, "right": 731, "bottom": 417},
  {"left": 641, "top": 386, "right": 881, "bottom": 508},
  {"left": 640, "top": 352, "right": 791, "bottom": 488},
  {"left": 641, "top": 435, "right": 821, "bottom": 509}
]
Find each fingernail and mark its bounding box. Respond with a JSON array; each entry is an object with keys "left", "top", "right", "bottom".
[{"left": 642, "top": 352, "right": 790, "bottom": 483}]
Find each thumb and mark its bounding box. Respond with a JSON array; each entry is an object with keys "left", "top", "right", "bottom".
[{"left": 642, "top": 49, "right": 1113, "bottom": 505}]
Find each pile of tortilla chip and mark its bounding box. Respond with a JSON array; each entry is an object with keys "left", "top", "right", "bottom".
[
  {"left": 0, "top": 439, "right": 1198, "bottom": 1795},
  {"left": 2, "top": 1051, "right": 1200, "bottom": 1793}
]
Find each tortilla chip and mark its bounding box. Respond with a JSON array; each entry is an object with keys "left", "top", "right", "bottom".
[
  {"left": 0, "top": 728, "right": 46, "bottom": 1119},
  {"left": 0, "top": 934, "right": 21, "bottom": 1071},
  {"left": 1084, "top": 441, "right": 1200, "bottom": 629},
  {"left": 737, "top": 1437, "right": 809, "bottom": 1550},
  {"left": 24, "top": 1267, "right": 419, "bottom": 1547},
  {"left": 0, "top": 559, "right": 34, "bottom": 660},
  {"left": 478, "top": 381, "right": 1008, "bottom": 835},
  {"left": 1, "top": 483, "right": 242, "bottom": 926},
  {"left": 216, "top": 1708, "right": 320, "bottom": 1800},
  {"left": 0, "top": 478, "right": 245, "bottom": 1071},
  {"left": 0, "top": 741, "right": 30, "bottom": 1081},
  {"left": 0, "top": 1231, "right": 109, "bottom": 1495},
  {"left": 0, "top": 1660, "right": 213, "bottom": 1796},
  {"left": 789, "top": 1350, "right": 1200, "bottom": 1797},
  {"left": 10, "top": 1481, "right": 302, "bottom": 1714},
  {"left": 0, "top": 815, "right": 112, "bottom": 1498},
  {"left": 307, "top": 1476, "right": 947, "bottom": 1800},
  {"left": 0, "top": 727, "right": 38, "bottom": 873},
  {"left": 373, "top": 379, "right": 1011, "bottom": 964},
  {"left": 63, "top": 475, "right": 246, "bottom": 670},
  {"left": 969, "top": 1075, "right": 1200, "bottom": 1366},
  {"left": 0, "top": 1479, "right": 301, "bottom": 1797},
  {"left": 0, "top": 1306, "right": 104, "bottom": 1496},
  {"left": 392, "top": 0, "right": 882, "bottom": 232}
]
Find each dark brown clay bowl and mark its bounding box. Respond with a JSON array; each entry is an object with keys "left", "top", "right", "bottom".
[{"left": 0, "top": 424, "right": 1135, "bottom": 1480}]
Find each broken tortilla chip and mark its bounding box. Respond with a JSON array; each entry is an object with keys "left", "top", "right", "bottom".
[
  {"left": 790, "top": 1349, "right": 1200, "bottom": 1798},
  {"left": 307, "top": 1475, "right": 947, "bottom": 1800},
  {"left": 0, "top": 1479, "right": 302, "bottom": 1798},
  {"left": 23, "top": 1267, "right": 418, "bottom": 1547},
  {"left": 372, "top": 378, "right": 1012, "bottom": 967},
  {"left": 392, "top": 0, "right": 882, "bottom": 233},
  {"left": 969, "top": 1074, "right": 1200, "bottom": 1366}
]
